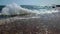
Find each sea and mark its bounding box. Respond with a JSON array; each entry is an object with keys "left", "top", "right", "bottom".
[
  {"left": 0, "top": 3, "right": 59, "bottom": 19},
  {"left": 0, "top": 4, "right": 60, "bottom": 34}
]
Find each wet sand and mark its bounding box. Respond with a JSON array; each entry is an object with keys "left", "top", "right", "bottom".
[{"left": 0, "top": 16, "right": 60, "bottom": 34}]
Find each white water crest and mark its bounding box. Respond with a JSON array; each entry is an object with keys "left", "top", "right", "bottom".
[
  {"left": 1, "top": 3, "right": 40, "bottom": 15},
  {"left": 1, "top": 3, "right": 59, "bottom": 15}
]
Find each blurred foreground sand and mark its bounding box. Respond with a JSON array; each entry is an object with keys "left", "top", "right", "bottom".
[{"left": 0, "top": 16, "right": 60, "bottom": 34}]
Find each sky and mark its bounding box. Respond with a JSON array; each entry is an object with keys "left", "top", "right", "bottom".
[{"left": 0, "top": 0, "right": 60, "bottom": 6}]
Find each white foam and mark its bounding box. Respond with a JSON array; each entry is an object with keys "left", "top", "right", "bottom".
[
  {"left": 1, "top": 3, "right": 40, "bottom": 15},
  {"left": 1, "top": 3, "right": 59, "bottom": 15}
]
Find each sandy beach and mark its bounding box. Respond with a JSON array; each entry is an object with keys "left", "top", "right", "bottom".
[{"left": 0, "top": 16, "right": 60, "bottom": 34}]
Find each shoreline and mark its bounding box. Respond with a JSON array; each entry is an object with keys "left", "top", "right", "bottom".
[{"left": 0, "top": 16, "right": 60, "bottom": 34}]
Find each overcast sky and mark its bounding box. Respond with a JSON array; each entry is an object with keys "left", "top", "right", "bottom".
[{"left": 0, "top": 0, "right": 60, "bottom": 6}]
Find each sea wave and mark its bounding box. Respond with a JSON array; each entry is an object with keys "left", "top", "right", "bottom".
[{"left": 1, "top": 3, "right": 59, "bottom": 16}]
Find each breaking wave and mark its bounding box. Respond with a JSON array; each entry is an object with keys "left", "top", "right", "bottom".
[
  {"left": 1, "top": 3, "right": 40, "bottom": 15},
  {"left": 1, "top": 3, "right": 59, "bottom": 16}
]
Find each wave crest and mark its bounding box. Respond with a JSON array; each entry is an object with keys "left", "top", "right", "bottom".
[
  {"left": 1, "top": 3, "right": 59, "bottom": 16},
  {"left": 1, "top": 3, "right": 40, "bottom": 15}
]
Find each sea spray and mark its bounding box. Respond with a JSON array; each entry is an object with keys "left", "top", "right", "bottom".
[
  {"left": 1, "top": 3, "right": 40, "bottom": 15},
  {"left": 1, "top": 3, "right": 59, "bottom": 15},
  {"left": 0, "top": 3, "right": 60, "bottom": 20}
]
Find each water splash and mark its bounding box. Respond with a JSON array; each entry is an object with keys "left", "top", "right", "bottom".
[
  {"left": 1, "top": 3, "right": 40, "bottom": 15},
  {"left": 1, "top": 3, "right": 59, "bottom": 15}
]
